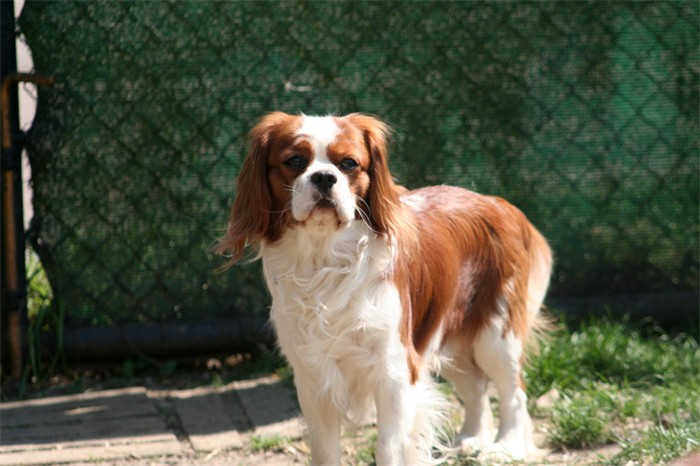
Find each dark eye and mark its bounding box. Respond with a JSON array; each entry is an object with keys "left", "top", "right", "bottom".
[
  {"left": 285, "top": 155, "right": 306, "bottom": 170},
  {"left": 338, "top": 158, "right": 358, "bottom": 171}
]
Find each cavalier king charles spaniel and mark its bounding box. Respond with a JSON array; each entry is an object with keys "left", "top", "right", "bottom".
[{"left": 219, "top": 112, "right": 552, "bottom": 465}]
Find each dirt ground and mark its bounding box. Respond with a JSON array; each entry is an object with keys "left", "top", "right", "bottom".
[
  {"left": 56, "top": 386, "right": 624, "bottom": 466},
  {"left": 62, "top": 415, "right": 623, "bottom": 466},
  {"left": 0, "top": 354, "right": 670, "bottom": 466}
]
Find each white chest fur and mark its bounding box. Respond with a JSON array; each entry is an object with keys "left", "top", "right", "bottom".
[{"left": 261, "top": 220, "right": 406, "bottom": 422}]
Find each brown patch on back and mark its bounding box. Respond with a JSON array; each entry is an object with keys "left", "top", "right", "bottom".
[{"left": 391, "top": 186, "right": 551, "bottom": 381}]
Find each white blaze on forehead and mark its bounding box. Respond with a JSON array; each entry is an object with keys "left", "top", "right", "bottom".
[
  {"left": 290, "top": 115, "right": 356, "bottom": 226},
  {"left": 296, "top": 115, "right": 341, "bottom": 162}
]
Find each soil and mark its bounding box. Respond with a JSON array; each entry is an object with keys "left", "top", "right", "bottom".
[{"left": 1, "top": 354, "right": 639, "bottom": 466}]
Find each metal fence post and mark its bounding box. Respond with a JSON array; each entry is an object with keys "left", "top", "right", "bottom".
[
  {"left": 1, "top": 0, "right": 26, "bottom": 380},
  {"left": 1, "top": 0, "right": 53, "bottom": 379}
]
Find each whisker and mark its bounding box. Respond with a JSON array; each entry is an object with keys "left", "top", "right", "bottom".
[
  {"left": 263, "top": 207, "right": 289, "bottom": 214},
  {"left": 271, "top": 200, "right": 295, "bottom": 231},
  {"left": 355, "top": 196, "right": 370, "bottom": 211},
  {"left": 260, "top": 186, "right": 296, "bottom": 214},
  {"left": 354, "top": 195, "right": 376, "bottom": 232},
  {"left": 284, "top": 184, "right": 299, "bottom": 194}
]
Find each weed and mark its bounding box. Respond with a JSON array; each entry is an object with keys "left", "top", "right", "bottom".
[
  {"left": 548, "top": 390, "right": 614, "bottom": 448},
  {"left": 353, "top": 431, "right": 377, "bottom": 465},
  {"left": 249, "top": 434, "right": 290, "bottom": 453},
  {"left": 208, "top": 372, "right": 225, "bottom": 388},
  {"left": 18, "top": 252, "right": 65, "bottom": 398},
  {"left": 26, "top": 250, "right": 53, "bottom": 319}
]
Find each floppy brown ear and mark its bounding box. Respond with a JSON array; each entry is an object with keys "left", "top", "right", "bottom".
[
  {"left": 217, "top": 112, "right": 291, "bottom": 264},
  {"left": 345, "top": 114, "right": 407, "bottom": 240}
]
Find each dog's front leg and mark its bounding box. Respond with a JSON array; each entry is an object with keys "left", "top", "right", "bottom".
[
  {"left": 296, "top": 380, "right": 342, "bottom": 466},
  {"left": 374, "top": 379, "right": 412, "bottom": 465}
]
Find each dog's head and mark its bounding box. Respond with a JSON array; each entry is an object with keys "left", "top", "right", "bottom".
[{"left": 219, "top": 112, "right": 406, "bottom": 262}]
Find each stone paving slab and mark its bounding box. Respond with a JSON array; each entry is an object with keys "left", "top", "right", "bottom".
[
  {"left": 0, "top": 387, "right": 181, "bottom": 465},
  {"left": 169, "top": 375, "right": 304, "bottom": 453},
  {"left": 172, "top": 387, "right": 244, "bottom": 452},
  {"left": 0, "top": 375, "right": 304, "bottom": 465},
  {"left": 0, "top": 441, "right": 182, "bottom": 466},
  {"left": 231, "top": 376, "right": 304, "bottom": 440}
]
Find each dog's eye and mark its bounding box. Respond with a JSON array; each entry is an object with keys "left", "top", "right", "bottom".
[
  {"left": 285, "top": 155, "right": 306, "bottom": 170},
  {"left": 338, "top": 158, "right": 358, "bottom": 171}
]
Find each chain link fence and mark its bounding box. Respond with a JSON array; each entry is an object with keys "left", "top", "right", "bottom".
[{"left": 17, "top": 1, "right": 698, "bottom": 332}]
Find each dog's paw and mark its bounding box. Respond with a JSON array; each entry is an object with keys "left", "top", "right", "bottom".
[
  {"left": 454, "top": 434, "right": 492, "bottom": 455},
  {"left": 480, "top": 439, "right": 545, "bottom": 462}
]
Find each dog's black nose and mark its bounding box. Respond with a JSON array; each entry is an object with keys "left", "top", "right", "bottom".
[{"left": 310, "top": 171, "right": 337, "bottom": 193}]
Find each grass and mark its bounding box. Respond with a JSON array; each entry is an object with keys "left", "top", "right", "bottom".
[
  {"left": 615, "top": 422, "right": 700, "bottom": 464},
  {"left": 26, "top": 250, "right": 54, "bottom": 320},
  {"left": 18, "top": 251, "right": 64, "bottom": 397},
  {"left": 526, "top": 318, "right": 699, "bottom": 395},
  {"left": 547, "top": 389, "right": 615, "bottom": 448},
  {"left": 352, "top": 432, "right": 378, "bottom": 465},
  {"left": 525, "top": 317, "right": 700, "bottom": 463},
  {"left": 249, "top": 434, "right": 290, "bottom": 453}
]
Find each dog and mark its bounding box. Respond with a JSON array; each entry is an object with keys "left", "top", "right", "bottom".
[{"left": 218, "top": 112, "right": 552, "bottom": 465}]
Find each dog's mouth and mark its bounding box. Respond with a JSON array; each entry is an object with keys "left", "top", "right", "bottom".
[
  {"left": 314, "top": 198, "right": 335, "bottom": 209},
  {"left": 302, "top": 197, "right": 345, "bottom": 231}
]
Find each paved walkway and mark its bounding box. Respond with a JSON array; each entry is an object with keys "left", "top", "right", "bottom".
[{"left": 0, "top": 375, "right": 304, "bottom": 465}]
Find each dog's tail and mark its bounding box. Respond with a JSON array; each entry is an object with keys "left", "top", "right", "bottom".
[
  {"left": 405, "top": 375, "right": 454, "bottom": 465},
  {"left": 524, "top": 225, "right": 555, "bottom": 360}
]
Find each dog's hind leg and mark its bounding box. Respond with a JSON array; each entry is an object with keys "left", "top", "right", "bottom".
[
  {"left": 473, "top": 321, "right": 538, "bottom": 460},
  {"left": 442, "top": 355, "right": 494, "bottom": 453}
]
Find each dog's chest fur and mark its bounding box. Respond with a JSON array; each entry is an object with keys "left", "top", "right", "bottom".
[{"left": 261, "top": 220, "right": 407, "bottom": 422}]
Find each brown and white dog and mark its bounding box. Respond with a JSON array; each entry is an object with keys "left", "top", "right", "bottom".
[{"left": 219, "top": 112, "right": 552, "bottom": 465}]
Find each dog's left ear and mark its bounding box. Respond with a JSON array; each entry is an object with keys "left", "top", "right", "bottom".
[{"left": 345, "top": 114, "right": 408, "bottom": 241}]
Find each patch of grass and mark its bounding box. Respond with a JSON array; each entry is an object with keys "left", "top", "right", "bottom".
[
  {"left": 547, "top": 389, "right": 616, "bottom": 448},
  {"left": 353, "top": 431, "right": 377, "bottom": 466},
  {"left": 451, "top": 451, "right": 481, "bottom": 466},
  {"left": 26, "top": 250, "right": 54, "bottom": 319},
  {"left": 526, "top": 318, "right": 699, "bottom": 397},
  {"left": 609, "top": 382, "right": 700, "bottom": 464},
  {"left": 249, "top": 434, "right": 290, "bottom": 453},
  {"left": 526, "top": 317, "right": 700, "bottom": 463},
  {"left": 15, "top": 251, "right": 65, "bottom": 398},
  {"left": 613, "top": 422, "right": 700, "bottom": 465}
]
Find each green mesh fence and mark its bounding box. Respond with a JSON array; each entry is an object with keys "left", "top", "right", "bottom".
[{"left": 18, "top": 1, "right": 699, "bottom": 327}]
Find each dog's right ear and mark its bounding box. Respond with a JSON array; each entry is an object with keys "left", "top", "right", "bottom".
[{"left": 217, "top": 112, "right": 292, "bottom": 265}]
